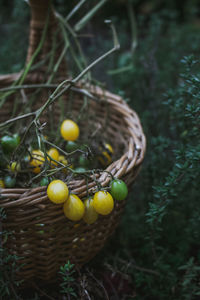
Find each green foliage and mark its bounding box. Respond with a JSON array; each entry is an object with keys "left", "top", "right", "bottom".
[
  {"left": 59, "top": 261, "right": 77, "bottom": 297},
  {"left": 0, "top": 208, "right": 23, "bottom": 299},
  {"left": 103, "top": 9, "right": 200, "bottom": 299},
  {"left": 179, "top": 257, "right": 200, "bottom": 300},
  {"left": 0, "top": 0, "right": 29, "bottom": 74}
]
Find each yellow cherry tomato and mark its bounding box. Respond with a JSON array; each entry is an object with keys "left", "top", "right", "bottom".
[
  {"left": 59, "top": 155, "right": 68, "bottom": 174},
  {"left": 0, "top": 179, "right": 5, "bottom": 188},
  {"left": 8, "top": 161, "right": 21, "bottom": 172},
  {"left": 98, "top": 143, "right": 114, "bottom": 166},
  {"left": 93, "top": 191, "right": 114, "bottom": 215},
  {"left": 104, "top": 143, "right": 114, "bottom": 154},
  {"left": 58, "top": 155, "right": 68, "bottom": 165},
  {"left": 29, "top": 150, "right": 45, "bottom": 174},
  {"left": 47, "top": 148, "right": 59, "bottom": 168},
  {"left": 60, "top": 119, "right": 80, "bottom": 142},
  {"left": 48, "top": 148, "right": 59, "bottom": 161},
  {"left": 58, "top": 155, "right": 73, "bottom": 173},
  {"left": 47, "top": 180, "right": 69, "bottom": 204},
  {"left": 63, "top": 194, "right": 85, "bottom": 221},
  {"left": 83, "top": 198, "right": 98, "bottom": 224}
]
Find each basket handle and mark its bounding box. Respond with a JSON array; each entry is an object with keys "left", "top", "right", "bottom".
[{"left": 26, "top": 0, "right": 67, "bottom": 79}]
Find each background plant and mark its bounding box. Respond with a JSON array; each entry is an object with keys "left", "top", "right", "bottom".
[{"left": 0, "top": 208, "right": 23, "bottom": 299}]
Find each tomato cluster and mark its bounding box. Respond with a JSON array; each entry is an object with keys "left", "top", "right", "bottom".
[
  {"left": 0, "top": 133, "right": 20, "bottom": 187},
  {"left": 0, "top": 118, "right": 128, "bottom": 223},
  {"left": 47, "top": 178, "right": 128, "bottom": 224},
  {"left": 0, "top": 120, "right": 80, "bottom": 187},
  {"left": 0, "top": 119, "right": 116, "bottom": 188}
]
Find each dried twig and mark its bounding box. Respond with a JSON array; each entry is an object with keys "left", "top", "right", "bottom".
[
  {"left": 86, "top": 268, "right": 110, "bottom": 300},
  {"left": 31, "top": 282, "right": 56, "bottom": 300}
]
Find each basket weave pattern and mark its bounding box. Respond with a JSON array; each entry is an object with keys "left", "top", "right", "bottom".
[{"left": 0, "top": 0, "right": 146, "bottom": 281}]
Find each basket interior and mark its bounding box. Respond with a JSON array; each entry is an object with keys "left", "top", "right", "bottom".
[{"left": 0, "top": 80, "right": 132, "bottom": 161}]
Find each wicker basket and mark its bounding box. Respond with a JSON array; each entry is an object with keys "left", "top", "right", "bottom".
[{"left": 0, "top": 0, "right": 146, "bottom": 282}]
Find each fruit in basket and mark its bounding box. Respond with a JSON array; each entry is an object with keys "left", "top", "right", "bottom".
[
  {"left": 83, "top": 198, "right": 98, "bottom": 224},
  {"left": 58, "top": 155, "right": 68, "bottom": 165},
  {"left": 29, "top": 150, "right": 45, "bottom": 174},
  {"left": 47, "top": 148, "right": 59, "bottom": 167},
  {"left": 60, "top": 119, "right": 80, "bottom": 141},
  {"left": 4, "top": 175, "right": 16, "bottom": 188},
  {"left": 8, "top": 161, "right": 21, "bottom": 172},
  {"left": 0, "top": 179, "right": 5, "bottom": 188},
  {"left": 74, "top": 167, "right": 87, "bottom": 173},
  {"left": 40, "top": 177, "right": 49, "bottom": 186},
  {"left": 93, "top": 191, "right": 114, "bottom": 215},
  {"left": 47, "top": 180, "right": 69, "bottom": 204},
  {"left": 58, "top": 155, "right": 73, "bottom": 173},
  {"left": 110, "top": 179, "right": 128, "bottom": 201},
  {"left": 79, "top": 154, "right": 90, "bottom": 168},
  {"left": 98, "top": 142, "right": 114, "bottom": 166},
  {"left": 58, "top": 155, "right": 68, "bottom": 170},
  {"left": 65, "top": 141, "right": 78, "bottom": 152},
  {"left": 63, "top": 194, "right": 85, "bottom": 221},
  {"left": 1, "top": 134, "right": 20, "bottom": 154},
  {"left": 48, "top": 148, "right": 59, "bottom": 160}
]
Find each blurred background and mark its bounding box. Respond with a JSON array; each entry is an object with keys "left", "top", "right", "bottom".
[{"left": 1, "top": 0, "right": 200, "bottom": 299}]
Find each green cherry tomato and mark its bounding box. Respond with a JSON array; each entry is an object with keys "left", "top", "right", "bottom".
[
  {"left": 80, "top": 144, "right": 89, "bottom": 151},
  {"left": 110, "top": 179, "right": 128, "bottom": 201},
  {"left": 40, "top": 177, "right": 49, "bottom": 186},
  {"left": 1, "top": 134, "right": 20, "bottom": 153},
  {"left": 74, "top": 167, "right": 86, "bottom": 173},
  {"left": 79, "top": 154, "right": 90, "bottom": 168},
  {"left": 13, "top": 133, "right": 20, "bottom": 145},
  {"left": 65, "top": 141, "right": 78, "bottom": 152},
  {"left": 4, "top": 175, "right": 16, "bottom": 188}
]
